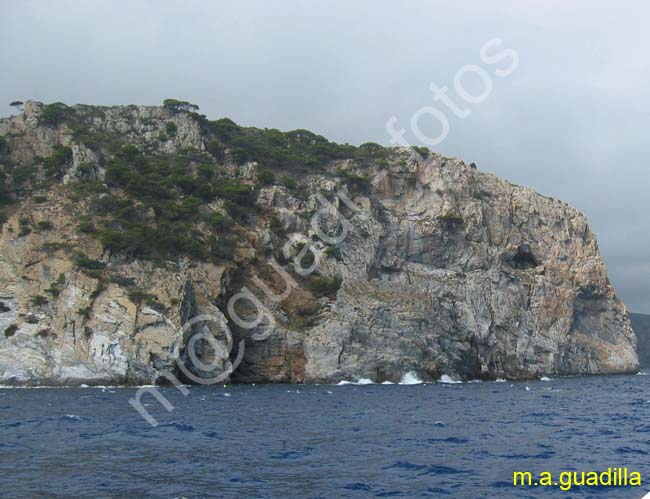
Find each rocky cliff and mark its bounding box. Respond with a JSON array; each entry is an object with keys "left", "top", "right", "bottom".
[
  {"left": 0, "top": 101, "right": 638, "bottom": 385},
  {"left": 629, "top": 313, "right": 650, "bottom": 367}
]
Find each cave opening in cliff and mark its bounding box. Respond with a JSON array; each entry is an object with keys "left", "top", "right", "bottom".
[{"left": 509, "top": 245, "right": 538, "bottom": 270}]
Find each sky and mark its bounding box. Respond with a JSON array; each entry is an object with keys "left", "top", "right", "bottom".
[{"left": 1, "top": 0, "right": 649, "bottom": 311}]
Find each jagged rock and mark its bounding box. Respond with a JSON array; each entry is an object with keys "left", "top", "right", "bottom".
[{"left": 0, "top": 102, "right": 638, "bottom": 385}]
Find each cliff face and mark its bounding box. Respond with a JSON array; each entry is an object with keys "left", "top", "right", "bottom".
[
  {"left": 0, "top": 101, "right": 638, "bottom": 385},
  {"left": 629, "top": 313, "right": 650, "bottom": 367}
]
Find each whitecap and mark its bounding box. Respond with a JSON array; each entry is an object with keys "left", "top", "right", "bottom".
[
  {"left": 540, "top": 376, "right": 552, "bottom": 381},
  {"left": 525, "top": 386, "right": 531, "bottom": 391},
  {"left": 494, "top": 378, "right": 507, "bottom": 383},
  {"left": 381, "top": 381, "right": 395, "bottom": 385},
  {"left": 438, "top": 374, "right": 462, "bottom": 384},
  {"left": 399, "top": 371, "right": 423, "bottom": 385},
  {"left": 337, "top": 378, "right": 375, "bottom": 386}
]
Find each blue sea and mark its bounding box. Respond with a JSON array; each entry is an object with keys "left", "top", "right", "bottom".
[{"left": 1, "top": 374, "right": 649, "bottom": 498}]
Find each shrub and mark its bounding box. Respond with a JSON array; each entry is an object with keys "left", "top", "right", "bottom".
[
  {"left": 210, "top": 235, "right": 237, "bottom": 260},
  {"left": 354, "top": 142, "right": 388, "bottom": 162},
  {"left": 163, "top": 99, "right": 199, "bottom": 113},
  {"left": 36, "top": 220, "right": 53, "bottom": 230},
  {"left": 38, "top": 102, "right": 70, "bottom": 127},
  {"left": 209, "top": 213, "right": 233, "bottom": 231},
  {"left": 76, "top": 256, "right": 105, "bottom": 269},
  {"left": 33, "top": 195, "right": 48, "bottom": 203},
  {"left": 206, "top": 120, "right": 357, "bottom": 171},
  {"left": 105, "top": 159, "right": 132, "bottom": 186},
  {"left": 269, "top": 214, "right": 284, "bottom": 233},
  {"left": 31, "top": 295, "right": 49, "bottom": 306},
  {"left": 206, "top": 139, "right": 223, "bottom": 159},
  {"left": 281, "top": 176, "right": 297, "bottom": 190},
  {"left": 108, "top": 274, "right": 136, "bottom": 287},
  {"left": 165, "top": 121, "right": 178, "bottom": 136},
  {"left": 76, "top": 162, "right": 93, "bottom": 178},
  {"left": 208, "top": 118, "right": 240, "bottom": 142},
  {"left": 308, "top": 276, "right": 343, "bottom": 297},
  {"left": 78, "top": 306, "right": 92, "bottom": 319},
  {"left": 43, "top": 145, "right": 73, "bottom": 180},
  {"left": 324, "top": 245, "right": 342, "bottom": 260},
  {"left": 214, "top": 180, "right": 256, "bottom": 206},
  {"left": 411, "top": 146, "right": 429, "bottom": 158},
  {"left": 4, "top": 324, "right": 18, "bottom": 337},
  {"left": 46, "top": 274, "right": 65, "bottom": 297},
  {"left": 472, "top": 190, "right": 491, "bottom": 200},
  {"left": 127, "top": 289, "right": 161, "bottom": 306},
  {"left": 336, "top": 169, "right": 371, "bottom": 194},
  {"left": 256, "top": 166, "right": 275, "bottom": 186},
  {"left": 0, "top": 136, "right": 9, "bottom": 155},
  {"left": 76, "top": 256, "right": 106, "bottom": 276},
  {"left": 145, "top": 296, "right": 166, "bottom": 312},
  {"left": 78, "top": 219, "right": 96, "bottom": 234},
  {"left": 437, "top": 213, "right": 464, "bottom": 228}
]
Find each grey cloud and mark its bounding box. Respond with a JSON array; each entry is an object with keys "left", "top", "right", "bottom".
[{"left": 1, "top": 0, "right": 648, "bottom": 311}]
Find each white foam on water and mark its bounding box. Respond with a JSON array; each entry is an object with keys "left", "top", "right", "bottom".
[
  {"left": 525, "top": 386, "right": 531, "bottom": 391},
  {"left": 495, "top": 378, "right": 507, "bottom": 383},
  {"left": 637, "top": 371, "right": 648, "bottom": 376},
  {"left": 381, "top": 381, "right": 395, "bottom": 385},
  {"left": 337, "top": 378, "right": 375, "bottom": 385},
  {"left": 438, "top": 374, "right": 462, "bottom": 384},
  {"left": 399, "top": 371, "right": 423, "bottom": 385},
  {"left": 540, "top": 376, "right": 552, "bottom": 381}
]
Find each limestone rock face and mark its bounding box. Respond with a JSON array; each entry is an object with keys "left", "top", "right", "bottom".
[
  {"left": 0, "top": 195, "right": 231, "bottom": 385},
  {"left": 0, "top": 102, "right": 638, "bottom": 385},
  {"left": 230, "top": 155, "right": 637, "bottom": 383}
]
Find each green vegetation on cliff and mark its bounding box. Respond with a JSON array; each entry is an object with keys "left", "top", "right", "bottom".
[{"left": 0, "top": 100, "right": 392, "bottom": 264}]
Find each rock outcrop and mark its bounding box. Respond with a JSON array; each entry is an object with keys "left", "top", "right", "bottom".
[
  {"left": 0, "top": 101, "right": 638, "bottom": 385},
  {"left": 629, "top": 313, "right": 650, "bottom": 367}
]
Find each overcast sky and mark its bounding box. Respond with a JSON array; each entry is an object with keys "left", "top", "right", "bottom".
[{"left": 1, "top": 0, "right": 649, "bottom": 312}]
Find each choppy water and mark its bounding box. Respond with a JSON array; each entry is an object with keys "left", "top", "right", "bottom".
[{"left": 1, "top": 374, "right": 649, "bottom": 498}]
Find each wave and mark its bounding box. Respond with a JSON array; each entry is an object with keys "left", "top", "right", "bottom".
[
  {"left": 399, "top": 371, "right": 423, "bottom": 385},
  {"left": 337, "top": 378, "right": 375, "bottom": 386},
  {"left": 438, "top": 374, "right": 462, "bottom": 384}
]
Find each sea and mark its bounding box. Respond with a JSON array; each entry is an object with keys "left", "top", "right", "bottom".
[{"left": 1, "top": 373, "right": 649, "bottom": 498}]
